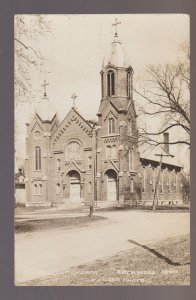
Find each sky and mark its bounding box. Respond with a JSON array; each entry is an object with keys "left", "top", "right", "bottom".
[{"left": 15, "top": 14, "right": 190, "bottom": 170}]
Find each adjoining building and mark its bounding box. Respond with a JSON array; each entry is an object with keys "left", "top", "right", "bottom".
[
  {"left": 15, "top": 168, "right": 26, "bottom": 206},
  {"left": 24, "top": 24, "right": 184, "bottom": 207}
]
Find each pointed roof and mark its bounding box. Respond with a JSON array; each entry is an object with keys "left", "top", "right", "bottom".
[
  {"left": 101, "top": 160, "right": 120, "bottom": 174},
  {"left": 35, "top": 95, "right": 57, "bottom": 122},
  {"left": 52, "top": 107, "right": 93, "bottom": 143},
  {"left": 64, "top": 161, "right": 85, "bottom": 174},
  {"left": 110, "top": 98, "right": 126, "bottom": 111},
  {"left": 102, "top": 35, "right": 130, "bottom": 69},
  {"left": 97, "top": 97, "right": 134, "bottom": 116}
]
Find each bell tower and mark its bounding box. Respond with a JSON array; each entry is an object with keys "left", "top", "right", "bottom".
[
  {"left": 96, "top": 19, "right": 141, "bottom": 205},
  {"left": 99, "top": 18, "right": 134, "bottom": 117}
]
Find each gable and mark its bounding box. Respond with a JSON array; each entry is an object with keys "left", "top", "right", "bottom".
[
  {"left": 101, "top": 159, "right": 120, "bottom": 174},
  {"left": 52, "top": 108, "right": 93, "bottom": 145},
  {"left": 127, "top": 99, "right": 137, "bottom": 119},
  {"left": 102, "top": 101, "right": 118, "bottom": 121},
  {"left": 64, "top": 161, "right": 85, "bottom": 174},
  {"left": 29, "top": 114, "right": 44, "bottom": 134}
]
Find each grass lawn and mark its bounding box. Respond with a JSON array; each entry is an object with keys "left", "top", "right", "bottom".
[
  {"left": 15, "top": 215, "right": 105, "bottom": 234},
  {"left": 25, "top": 234, "right": 190, "bottom": 286}
]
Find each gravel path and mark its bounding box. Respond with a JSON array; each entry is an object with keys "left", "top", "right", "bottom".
[{"left": 15, "top": 210, "right": 190, "bottom": 284}]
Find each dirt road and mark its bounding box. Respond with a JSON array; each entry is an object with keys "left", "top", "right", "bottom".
[{"left": 15, "top": 210, "right": 190, "bottom": 284}]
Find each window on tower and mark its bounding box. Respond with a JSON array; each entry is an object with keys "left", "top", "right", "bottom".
[
  {"left": 107, "top": 70, "right": 115, "bottom": 96},
  {"left": 112, "top": 145, "right": 117, "bottom": 159},
  {"left": 108, "top": 118, "right": 115, "bottom": 134},
  {"left": 35, "top": 146, "right": 41, "bottom": 170},
  {"left": 128, "top": 149, "right": 134, "bottom": 171},
  {"left": 106, "top": 145, "right": 112, "bottom": 159},
  {"left": 127, "top": 71, "right": 131, "bottom": 98},
  {"left": 39, "top": 184, "right": 43, "bottom": 194},
  {"left": 101, "top": 72, "right": 104, "bottom": 99}
]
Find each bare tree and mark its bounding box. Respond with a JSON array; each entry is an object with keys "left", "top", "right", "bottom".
[
  {"left": 136, "top": 42, "right": 190, "bottom": 148},
  {"left": 14, "top": 15, "right": 53, "bottom": 105}
]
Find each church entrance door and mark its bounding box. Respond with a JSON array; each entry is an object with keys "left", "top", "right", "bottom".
[
  {"left": 68, "top": 170, "right": 81, "bottom": 200},
  {"left": 106, "top": 170, "right": 117, "bottom": 201}
]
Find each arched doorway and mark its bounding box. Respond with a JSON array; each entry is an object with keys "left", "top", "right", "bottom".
[
  {"left": 105, "top": 169, "right": 117, "bottom": 201},
  {"left": 67, "top": 170, "right": 81, "bottom": 200}
]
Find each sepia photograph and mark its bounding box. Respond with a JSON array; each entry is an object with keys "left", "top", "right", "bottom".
[{"left": 14, "top": 14, "right": 190, "bottom": 286}]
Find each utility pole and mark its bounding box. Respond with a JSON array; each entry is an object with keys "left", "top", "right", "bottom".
[
  {"left": 89, "top": 125, "right": 97, "bottom": 217},
  {"left": 152, "top": 152, "right": 174, "bottom": 212}
]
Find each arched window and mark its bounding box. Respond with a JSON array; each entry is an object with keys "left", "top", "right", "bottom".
[
  {"left": 39, "top": 184, "right": 43, "bottom": 194},
  {"left": 56, "top": 183, "right": 60, "bottom": 195},
  {"left": 33, "top": 182, "right": 43, "bottom": 195},
  {"left": 127, "top": 71, "right": 131, "bottom": 98},
  {"left": 34, "top": 131, "right": 41, "bottom": 140},
  {"left": 101, "top": 72, "right": 104, "bottom": 99},
  {"left": 34, "top": 184, "right": 38, "bottom": 195},
  {"left": 35, "top": 146, "right": 41, "bottom": 170},
  {"left": 65, "top": 141, "right": 83, "bottom": 161},
  {"left": 112, "top": 145, "right": 117, "bottom": 159},
  {"left": 106, "top": 145, "right": 112, "bottom": 159},
  {"left": 56, "top": 159, "right": 61, "bottom": 172},
  {"left": 107, "top": 70, "right": 115, "bottom": 96},
  {"left": 108, "top": 118, "right": 115, "bottom": 134},
  {"left": 88, "top": 182, "right": 92, "bottom": 193}
]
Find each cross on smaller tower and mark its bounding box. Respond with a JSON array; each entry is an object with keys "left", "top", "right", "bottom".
[
  {"left": 41, "top": 80, "right": 49, "bottom": 97},
  {"left": 112, "top": 18, "right": 121, "bottom": 37},
  {"left": 71, "top": 93, "right": 77, "bottom": 108}
]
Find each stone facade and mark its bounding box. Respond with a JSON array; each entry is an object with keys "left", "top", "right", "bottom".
[{"left": 25, "top": 31, "right": 184, "bottom": 207}]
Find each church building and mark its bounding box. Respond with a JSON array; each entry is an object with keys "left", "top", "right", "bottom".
[{"left": 25, "top": 21, "right": 184, "bottom": 207}]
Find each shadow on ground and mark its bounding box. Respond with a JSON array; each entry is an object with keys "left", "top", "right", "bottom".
[
  {"left": 15, "top": 215, "right": 106, "bottom": 234},
  {"left": 128, "top": 239, "right": 190, "bottom": 266}
]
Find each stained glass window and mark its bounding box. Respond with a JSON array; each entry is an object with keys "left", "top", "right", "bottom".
[{"left": 65, "top": 142, "right": 83, "bottom": 160}]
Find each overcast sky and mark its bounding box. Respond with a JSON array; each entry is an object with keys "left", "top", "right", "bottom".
[{"left": 15, "top": 14, "right": 190, "bottom": 169}]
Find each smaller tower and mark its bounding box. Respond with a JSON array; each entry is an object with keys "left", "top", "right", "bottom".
[{"left": 25, "top": 81, "right": 59, "bottom": 206}]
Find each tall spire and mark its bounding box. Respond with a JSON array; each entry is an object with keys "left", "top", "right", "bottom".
[
  {"left": 112, "top": 18, "right": 121, "bottom": 38},
  {"left": 102, "top": 19, "right": 129, "bottom": 68}
]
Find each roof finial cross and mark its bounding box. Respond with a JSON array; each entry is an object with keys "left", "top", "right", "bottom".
[
  {"left": 112, "top": 18, "right": 121, "bottom": 37},
  {"left": 71, "top": 93, "right": 77, "bottom": 108},
  {"left": 41, "top": 80, "right": 49, "bottom": 97}
]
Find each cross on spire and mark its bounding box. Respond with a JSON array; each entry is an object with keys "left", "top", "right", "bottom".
[
  {"left": 112, "top": 18, "right": 121, "bottom": 37},
  {"left": 41, "top": 80, "right": 49, "bottom": 97},
  {"left": 71, "top": 93, "right": 77, "bottom": 108}
]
